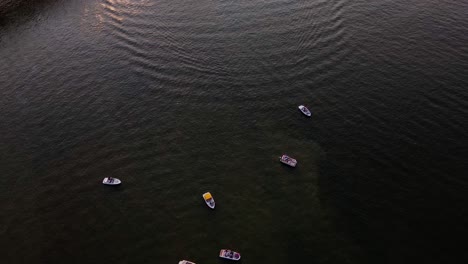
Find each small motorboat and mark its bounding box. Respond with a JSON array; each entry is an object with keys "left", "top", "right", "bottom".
[
  {"left": 102, "top": 177, "right": 121, "bottom": 185},
  {"left": 178, "top": 261, "right": 196, "bottom": 264},
  {"left": 219, "top": 249, "right": 241, "bottom": 261},
  {"left": 298, "top": 105, "right": 311, "bottom": 117},
  {"left": 202, "top": 192, "right": 215, "bottom": 209},
  {"left": 279, "top": 154, "right": 297, "bottom": 167}
]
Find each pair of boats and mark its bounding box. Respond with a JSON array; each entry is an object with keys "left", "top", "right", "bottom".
[
  {"left": 200, "top": 196, "right": 240, "bottom": 261},
  {"left": 178, "top": 249, "right": 241, "bottom": 263},
  {"left": 277, "top": 105, "right": 309, "bottom": 168}
]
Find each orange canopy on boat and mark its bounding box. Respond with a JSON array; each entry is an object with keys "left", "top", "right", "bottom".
[{"left": 203, "top": 192, "right": 212, "bottom": 200}]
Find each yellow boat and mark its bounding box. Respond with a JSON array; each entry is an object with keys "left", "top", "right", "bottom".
[{"left": 202, "top": 192, "right": 215, "bottom": 209}]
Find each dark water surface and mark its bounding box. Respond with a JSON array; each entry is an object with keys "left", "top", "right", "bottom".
[{"left": 1, "top": 0, "right": 467, "bottom": 263}]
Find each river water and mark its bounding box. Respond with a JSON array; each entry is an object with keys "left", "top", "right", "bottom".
[{"left": 1, "top": 0, "right": 467, "bottom": 263}]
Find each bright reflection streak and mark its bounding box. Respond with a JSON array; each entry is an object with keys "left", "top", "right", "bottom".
[
  {"left": 80, "top": 0, "right": 155, "bottom": 34},
  {"left": 101, "top": 0, "right": 154, "bottom": 16},
  {"left": 81, "top": 1, "right": 104, "bottom": 33}
]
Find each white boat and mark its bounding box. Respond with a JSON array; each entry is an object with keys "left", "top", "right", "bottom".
[
  {"left": 279, "top": 154, "right": 297, "bottom": 167},
  {"left": 202, "top": 192, "right": 215, "bottom": 209},
  {"left": 298, "top": 105, "right": 311, "bottom": 116},
  {"left": 178, "top": 260, "right": 196, "bottom": 264},
  {"left": 102, "top": 177, "right": 121, "bottom": 185},
  {"left": 219, "top": 249, "right": 241, "bottom": 261}
]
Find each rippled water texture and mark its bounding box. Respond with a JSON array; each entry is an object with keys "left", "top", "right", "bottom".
[{"left": 1, "top": 0, "right": 467, "bottom": 263}]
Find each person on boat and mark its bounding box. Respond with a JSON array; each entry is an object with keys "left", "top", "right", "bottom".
[{"left": 108, "top": 177, "right": 113, "bottom": 183}]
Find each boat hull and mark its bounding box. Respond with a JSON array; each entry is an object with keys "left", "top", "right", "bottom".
[
  {"left": 102, "top": 177, "right": 121, "bottom": 185},
  {"left": 298, "top": 105, "right": 311, "bottom": 116},
  {"left": 279, "top": 155, "right": 297, "bottom": 167},
  {"left": 179, "top": 261, "right": 196, "bottom": 264},
  {"left": 219, "top": 249, "right": 241, "bottom": 261},
  {"left": 202, "top": 192, "right": 215, "bottom": 209}
]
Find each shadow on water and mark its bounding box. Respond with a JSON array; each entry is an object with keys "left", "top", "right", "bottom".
[
  {"left": 0, "top": 0, "right": 59, "bottom": 27},
  {"left": 317, "top": 121, "right": 468, "bottom": 264}
]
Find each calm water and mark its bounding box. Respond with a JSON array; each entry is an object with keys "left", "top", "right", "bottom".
[{"left": 1, "top": 0, "right": 467, "bottom": 263}]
